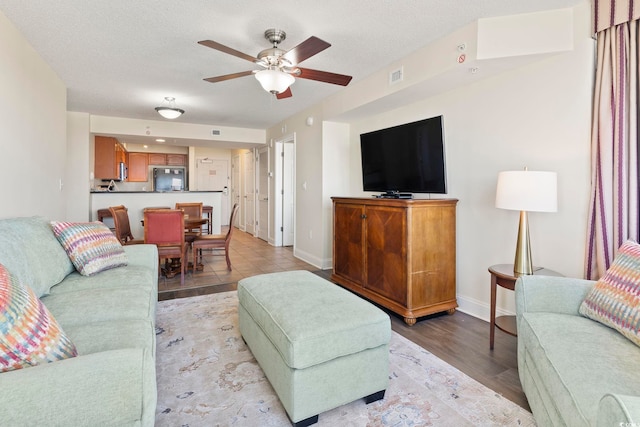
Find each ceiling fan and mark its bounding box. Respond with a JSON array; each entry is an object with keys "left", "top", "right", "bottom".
[{"left": 198, "top": 29, "right": 353, "bottom": 99}]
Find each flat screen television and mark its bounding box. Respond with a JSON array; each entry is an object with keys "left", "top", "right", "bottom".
[{"left": 360, "top": 115, "right": 447, "bottom": 195}]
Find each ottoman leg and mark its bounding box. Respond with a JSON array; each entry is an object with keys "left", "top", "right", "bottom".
[
  {"left": 364, "top": 389, "right": 386, "bottom": 404},
  {"left": 293, "top": 414, "right": 318, "bottom": 427}
]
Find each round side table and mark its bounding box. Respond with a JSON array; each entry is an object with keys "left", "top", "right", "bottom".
[{"left": 489, "top": 264, "right": 562, "bottom": 350}]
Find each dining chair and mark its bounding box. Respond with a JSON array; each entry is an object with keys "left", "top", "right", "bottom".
[
  {"left": 192, "top": 203, "right": 239, "bottom": 271},
  {"left": 108, "top": 205, "right": 144, "bottom": 245},
  {"left": 143, "top": 209, "right": 187, "bottom": 285},
  {"left": 175, "top": 202, "right": 203, "bottom": 238}
]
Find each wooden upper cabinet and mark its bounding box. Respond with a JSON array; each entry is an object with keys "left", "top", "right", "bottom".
[
  {"left": 148, "top": 153, "right": 167, "bottom": 165},
  {"left": 127, "top": 152, "right": 149, "bottom": 182},
  {"left": 94, "top": 136, "right": 126, "bottom": 179},
  {"left": 148, "top": 153, "right": 186, "bottom": 166},
  {"left": 167, "top": 154, "right": 186, "bottom": 166}
]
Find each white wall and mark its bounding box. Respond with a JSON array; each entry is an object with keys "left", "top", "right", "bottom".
[
  {"left": 0, "top": 10, "right": 67, "bottom": 219},
  {"left": 66, "top": 112, "right": 91, "bottom": 221},
  {"left": 267, "top": 3, "right": 594, "bottom": 320}
]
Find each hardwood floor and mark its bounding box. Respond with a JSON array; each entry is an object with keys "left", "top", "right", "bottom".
[{"left": 158, "top": 228, "right": 530, "bottom": 411}]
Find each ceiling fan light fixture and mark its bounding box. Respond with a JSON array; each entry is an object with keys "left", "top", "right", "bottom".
[
  {"left": 255, "top": 69, "right": 295, "bottom": 94},
  {"left": 155, "top": 97, "right": 185, "bottom": 119}
]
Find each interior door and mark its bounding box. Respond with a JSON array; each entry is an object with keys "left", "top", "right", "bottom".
[
  {"left": 243, "top": 150, "right": 255, "bottom": 235},
  {"left": 282, "top": 142, "right": 294, "bottom": 246},
  {"left": 195, "top": 158, "right": 229, "bottom": 224},
  {"left": 256, "top": 147, "right": 269, "bottom": 241},
  {"left": 231, "top": 154, "right": 242, "bottom": 231}
]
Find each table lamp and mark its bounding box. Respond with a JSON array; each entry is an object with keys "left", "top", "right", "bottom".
[{"left": 495, "top": 169, "right": 557, "bottom": 275}]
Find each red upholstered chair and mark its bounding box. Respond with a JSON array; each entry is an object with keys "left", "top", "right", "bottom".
[
  {"left": 192, "top": 203, "right": 239, "bottom": 271},
  {"left": 108, "top": 205, "right": 144, "bottom": 245},
  {"left": 144, "top": 209, "right": 187, "bottom": 285}
]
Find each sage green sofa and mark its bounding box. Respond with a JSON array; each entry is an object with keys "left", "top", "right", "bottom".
[
  {"left": 515, "top": 275, "right": 640, "bottom": 426},
  {"left": 0, "top": 216, "right": 158, "bottom": 426}
]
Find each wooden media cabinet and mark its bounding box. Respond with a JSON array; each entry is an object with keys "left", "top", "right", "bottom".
[{"left": 331, "top": 197, "right": 458, "bottom": 325}]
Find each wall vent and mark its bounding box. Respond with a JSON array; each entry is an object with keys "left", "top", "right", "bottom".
[
  {"left": 211, "top": 129, "right": 221, "bottom": 136},
  {"left": 389, "top": 67, "right": 403, "bottom": 84}
]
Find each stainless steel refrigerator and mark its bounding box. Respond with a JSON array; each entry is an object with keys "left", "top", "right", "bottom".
[{"left": 153, "top": 167, "right": 187, "bottom": 191}]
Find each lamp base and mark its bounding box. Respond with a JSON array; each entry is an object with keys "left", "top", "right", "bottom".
[{"left": 513, "top": 210, "right": 533, "bottom": 275}]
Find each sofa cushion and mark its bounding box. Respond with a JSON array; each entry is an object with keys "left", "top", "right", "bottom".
[
  {"left": 50, "top": 221, "right": 128, "bottom": 276},
  {"left": 0, "top": 263, "right": 77, "bottom": 372},
  {"left": 520, "top": 311, "right": 640, "bottom": 425},
  {"left": 0, "top": 216, "right": 74, "bottom": 297},
  {"left": 579, "top": 240, "right": 640, "bottom": 347}
]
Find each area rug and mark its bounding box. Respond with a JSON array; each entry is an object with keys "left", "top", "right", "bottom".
[{"left": 155, "top": 291, "right": 536, "bottom": 426}]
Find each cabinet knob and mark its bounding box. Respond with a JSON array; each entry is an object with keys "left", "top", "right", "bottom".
[{"left": 361, "top": 214, "right": 367, "bottom": 219}]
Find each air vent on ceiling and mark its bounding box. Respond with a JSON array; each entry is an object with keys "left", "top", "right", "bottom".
[
  {"left": 211, "top": 129, "right": 221, "bottom": 136},
  {"left": 389, "top": 67, "right": 403, "bottom": 85}
]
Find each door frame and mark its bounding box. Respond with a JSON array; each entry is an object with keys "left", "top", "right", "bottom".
[{"left": 274, "top": 134, "right": 295, "bottom": 247}]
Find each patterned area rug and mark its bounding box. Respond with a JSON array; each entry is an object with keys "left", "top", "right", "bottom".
[{"left": 155, "top": 291, "right": 536, "bottom": 426}]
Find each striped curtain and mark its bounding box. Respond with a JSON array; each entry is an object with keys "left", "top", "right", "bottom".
[{"left": 586, "top": 1, "right": 640, "bottom": 279}]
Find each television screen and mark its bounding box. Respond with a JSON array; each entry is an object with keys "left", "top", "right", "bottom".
[{"left": 360, "top": 115, "right": 447, "bottom": 194}]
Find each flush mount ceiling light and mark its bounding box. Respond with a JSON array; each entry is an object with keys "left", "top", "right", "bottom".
[
  {"left": 155, "top": 97, "right": 185, "bottom": 119},
  {"left": 255, "top": 68, "right": 295, "bottom": 94}
]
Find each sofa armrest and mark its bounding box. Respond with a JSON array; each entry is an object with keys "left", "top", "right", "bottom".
[
  {"left": 598, "top": 393, "right": 640, "bottom": 426},
  {"left": 0, "top": 348, "right": 156, "bottom": 427},
  {"left": 515, "top": 275, "right": 595, "bottom": 319}
]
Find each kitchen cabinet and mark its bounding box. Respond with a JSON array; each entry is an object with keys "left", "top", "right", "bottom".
[
  {"left": 127, "top": 152, "right": 149, "bottom": 182},
  {"left": 94, "top": 136, "right": 126, "bottom": 180},
  {"left": 148, "top": 153, "right": 186, "bottom": 166},
  {"left": 167, "top": 154, "right": 186, "bottom": 166},
  {"left": 331, "top": 197, "right": 458, "bottom": 325},
  {"left": 148, "top": 153, "right": 167, "bottom": 165}
]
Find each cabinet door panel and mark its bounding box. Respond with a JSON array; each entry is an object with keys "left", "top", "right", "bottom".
[
  {"left": 365, "top": 206, "right": 407, "bottom": 304},
  {"left": 127, "top": 152, "right": 149, "bottom": 182},
  {"left": 333, "top": 203, "right": 365, "bottom": 285}
]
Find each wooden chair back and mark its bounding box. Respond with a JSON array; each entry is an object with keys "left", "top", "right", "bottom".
[
  {"left": 176, "top": 202, "right": 203, "bottom": 235},
  {"left": 108, "top": 205, "right": 141, "bottom": 245}
]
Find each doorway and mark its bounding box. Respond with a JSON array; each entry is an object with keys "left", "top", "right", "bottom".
[
  {"left": 256, "top": 147, "right": 269, "bottom": 241},
  {"left": 275, "top": 136, "right": 295, "bottom": 247},
  {"left": 231, "top": 154, "right": 242, "bottom": 230},
  {"left": 243, "top": 150, "right": 255, "bottom": 235},
  {"left": 195, "top": 157, "right": 229, "bottom": 224}
]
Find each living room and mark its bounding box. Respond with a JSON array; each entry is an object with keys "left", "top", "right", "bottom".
[{"left": 0, "top": 1, "right": 606, "bottom": 425}]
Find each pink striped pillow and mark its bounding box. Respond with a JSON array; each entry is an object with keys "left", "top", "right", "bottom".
[
  {"left": 50, "top": 221, "right": 127, "bottom": 276},
  {"left": 0, "top": 263, "right": 77, "bottom": 372},
  {"left": 580, "top": 240, "right": 640, "bottom": 347}
]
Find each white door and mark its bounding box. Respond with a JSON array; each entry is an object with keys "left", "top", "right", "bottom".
[
  {"left": 256, "top": 147, "right": 269, "bottom": 241},
  {"left": 195, "top": 158, "right": 229, "bottom": 224},
  {"left": 243, "top": 150, "right": 255, "bottom": 235},
  {"left": 274, "top": 137, "right": 295, "bottom": 247},
  {"left": 282, "top": 142, "right": 294, "bottom": 246},
  {"left": 231, "top": 154, "right": 242, "bottom": 231}
]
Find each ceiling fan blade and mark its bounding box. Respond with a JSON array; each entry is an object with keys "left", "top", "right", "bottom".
[
  {"left": 198, "top": 40, "right": 257, "bottom": 63},
  {"left": 283, "top": 36, "right": 331, "bottom": 65},
  {"left": 203, "top": 70, "right": 255, "bottom": 83},
  {"left": 276, "top": 87, "right": 293, "bottom": 99},
  {"left": 296, "top": 67, "right": 353, "bottom": 86}
]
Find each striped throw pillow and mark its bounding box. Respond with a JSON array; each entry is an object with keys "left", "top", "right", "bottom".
[
  {"left": 580, "top": 240, "right": 640, "bottom": 347},
  {"left": 50, "top": 221, "right": 127, "bottom": 276},
  {"left": 0, "top": 263, "right": 77, "bottom": 372}
]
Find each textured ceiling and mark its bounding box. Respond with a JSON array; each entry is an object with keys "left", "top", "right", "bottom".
[{"left": 0, "top": 1, "right": 583, "bottom": 130}]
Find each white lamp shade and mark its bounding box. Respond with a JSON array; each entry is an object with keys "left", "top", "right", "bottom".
[
  {"left": 495, "top": 170, "right": 557, "bottom": 212},
  {"left": 255, "top": 69, "right": 295, "bottom": 93}
]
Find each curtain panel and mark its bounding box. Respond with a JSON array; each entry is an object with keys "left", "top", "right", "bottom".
[
  {"left": 586, "top": 17, "right": 640, "bottom": 279},
  {"left": 593, "top": 0, "right": 640, "bottom": 33}
]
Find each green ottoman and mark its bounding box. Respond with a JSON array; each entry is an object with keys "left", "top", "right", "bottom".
[{"left": 238, "top": 270, "right": 390, "bottom": 427}]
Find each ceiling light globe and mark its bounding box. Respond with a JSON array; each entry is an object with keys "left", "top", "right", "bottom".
[
  {"left": 155, "top": 107, "right": 184, "bottom": 119},
  {"left": 255, "top": 69, "right": 295, "bottom": 94}
]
